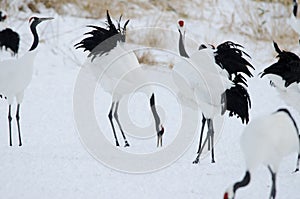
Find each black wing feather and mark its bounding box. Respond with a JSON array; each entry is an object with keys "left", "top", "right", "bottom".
[
  {"left": 224, "top": 81, "right": 251, "bottom": 124},
  {"left": 260, "top": 42, "right": 300, "bottom": 87},
  {"left": 74, "top": 10, "right": 126, "bottom": 61},
  {"left": 214, "top": 41, "right": 254, "bottom": 79},
  {"left": 0, "top": 28, "right": 20, "bottom": 55}
]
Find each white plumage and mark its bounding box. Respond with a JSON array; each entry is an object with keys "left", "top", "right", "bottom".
[
  {"left": 84, "top": 43, "right": 147, "bottom": 101},
  {"left": 224, "top": 109, "right": 300, "bottom": 199},
  {"left": 0, "top": 51, "right": 36, "bottom": 104},
  {"left": 241, "top": 110, "right": 299, "bottom": 171},
  {"left": 173, "top": 49, "right": 233, "bottom": 119}
]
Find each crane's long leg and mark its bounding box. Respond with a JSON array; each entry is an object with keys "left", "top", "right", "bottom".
[
  {"left": 16, "top": 104, "right": 22, "bottom": 146},
  {"left": 108, "top": 102, "right": 119, "bottom": 147},
  {"left": 193, "top": 118, "right": 216, "bottom": 164},
  {"left": 193, "top": 115, "right": 206, "bottom": 164},
  {"left": 268, "top": 166, "right": 277, "bottom": 199},
  {"left": 295, "top": 135, "right": 300, "bottom": 172},
  {"left": 295, "top": 153, "right": 300, "bottom": 172},
  {"left": 208, "top": 119, "right": 215, "bottom": 163},
  {"left": 114, "top": 101, "right": 130, "bottom": 147},
  {"left": 193, "top": 131, "right": 210, "bottom": 164},
  {"left": 196, "top": 114, "right": 206, "bottom": 154},
  {"left": 8, "top": 105, "right": 12, "bottom": 146}
]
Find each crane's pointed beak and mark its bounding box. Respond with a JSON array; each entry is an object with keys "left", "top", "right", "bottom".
[
  {"left": 40, "top": 17, "right": 54, "bottom": 22},
  {"left": 157, "top": 134, "right": 163, "bottom": 147}
]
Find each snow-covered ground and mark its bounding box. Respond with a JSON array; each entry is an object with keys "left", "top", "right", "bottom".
[{"left": 0, "top": 1, "right": 300, "bottom": 198}]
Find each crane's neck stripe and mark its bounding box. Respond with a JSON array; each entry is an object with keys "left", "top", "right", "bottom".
[{"left": 276, "top": 108, "right": 299, "bottom": 135}]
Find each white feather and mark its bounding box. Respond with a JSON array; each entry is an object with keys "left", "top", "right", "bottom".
[
  {"left": 0, "top": 51, "right": 37, "bottom": 104},
  {"left": 172, "top": 49, "right": 233, "bottom": 118},
  {"left": 241, "top": 110, "right": 299, "bottom": 172}
]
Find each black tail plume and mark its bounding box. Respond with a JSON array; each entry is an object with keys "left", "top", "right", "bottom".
[{"left": 273, "top": 41, "right": 281, "bottom": 54}]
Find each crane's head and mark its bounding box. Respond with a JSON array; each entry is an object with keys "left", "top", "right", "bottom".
[
  {"left": 29, "top": 16, "right": 54, "bottom": 28},
  {"left": 115, "top": 14, "right": 130, "bottom": 42},
  {"left": 198, "top": 43, "right": 215, "bottom": 50},
  {"left": 177, "top": 19, "right": 186, "bottom": 35},
  {"left": 157, "top": 124, "right": 165, "bottom": 147},
  {"left": 0, "top": 11, "right": 7, "bottom": 22},
  {"left": 223, "top": 187, "right": 235, "bottom": 199}
]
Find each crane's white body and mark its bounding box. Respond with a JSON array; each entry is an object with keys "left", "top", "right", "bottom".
[
  {"left": 241, "top": 111, "right": 299, "bottom": 172},
  {"left": 267, "top": 75, "right": 300, "bottom": 115},
  {"left": 172, "top": 49, "right": 232, "bottom": 119},
  {"left": 84, "top": 42, "right": 150, "bottom": 100},
  {"left": 0, "top": 51, "right": 37, "bottom": 104}
]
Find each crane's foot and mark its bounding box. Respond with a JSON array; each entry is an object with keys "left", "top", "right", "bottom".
[
  {"left": 115, "top": 141, "right": 120, "bottom": 147},
  {"left": 124, "top": 141, "right": 130, "bottom": 147},
  {"left": 19, "top": 143, "right": 22, "bottom": 147},
  {"left": 293, "top": 168, "right": 299, "bottom": 173},
  {"left": 193, "top": 157, "right": 200, "bottom": 164},
  {"left": 211, "top": 159, "right": 216, "bottom": 163}
]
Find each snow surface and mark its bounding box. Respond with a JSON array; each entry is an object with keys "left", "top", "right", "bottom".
[{"left": 0, "top": 1, "right": 300, "bottom": 199}]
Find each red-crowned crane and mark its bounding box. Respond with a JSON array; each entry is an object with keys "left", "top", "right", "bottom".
[
  {"left": 224, "top": 108, "right": 300, "bottom": 199},
  {"left": 260, "top": 42, "right": 300, "bottom": 114},
  {"left": 0, "top": 11, "right": 20, "bottom": 56},
  {"left": 75, "top": 11, "right": 163, "bottom": 147},
  {"left": 0, "top": 16, "right": 53, "bottom": 146},
  {"left": 177, "top": 20, "right": 253, "bottom": 164}
]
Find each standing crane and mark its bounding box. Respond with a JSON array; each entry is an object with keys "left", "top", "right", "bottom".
[
  {"left": 0, "top": 11, "right": 20, "bottom": 56},
  {"left": 75, "top": 11, "right": 162, "bottom": 147},
  {"left": 224, "top": 108, "right": 300, "bottom": 199},
  {"left": 0, "top": 16, "right": 53, "bottom": 146},
  {"left": 176, "top": 20, "right": 253, "bottom": 164}
]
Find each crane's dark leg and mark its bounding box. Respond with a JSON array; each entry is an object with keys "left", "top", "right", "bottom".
[
  {"left": 268, "top": 166, "right": 277, "bottom": 199},
  {"left": 208, "top": 119, "right": 215, "bottom": 163},
  {"left": 193, "top": 131, "right": 210, "bottom": 164},
  {"left": 8, "top": 105, "right": 12, "bottom": 146},
  {"left": 193, "top": 119, "right": 216, "bottom": 164},
  {"left": 295, "top": 135, "right": 300, "bottom": 172},
  {"left": 196, "top": 115, "right": 206, "bottom": 153},
  {"left": 295, "top": 153, "right": 300, "bottom": 172},
  {"left": 193, "top": 115, "right": 206, "bottom": 164},
  {"left": 108, "top": 102, "right": 119, "bottom": 147},
  {"left": 114, "top": 101, "right": 129, "bottom": 147},
  {"left": 16, "top": 104, "right": 22, "bottom": 146}
]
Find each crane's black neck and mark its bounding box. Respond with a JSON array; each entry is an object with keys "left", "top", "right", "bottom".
[
  {"left": 178, "top": 30, "right": 189, "bottom": 58},
  {"left": 293, "top": 0, "right": 298, "bottom": 17},
  {"left": 29, "top": 22, "right": 39, "bottom": 51},
  {"left": 233, "top": 171, "right": 250, "bottom": 194}
]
